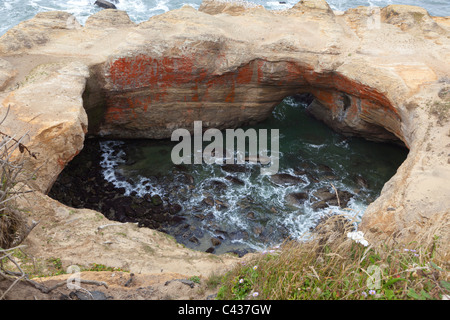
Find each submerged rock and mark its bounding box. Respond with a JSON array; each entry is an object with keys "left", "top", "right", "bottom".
[
  {"left": 220, "top": 164, "right": 248, "bottom": 173},
  {"left": 311, "top": 187, "right": 354, "bottom": 210},
  {"left": 285, "top": 192, "right": 309, "bottom": 207},
  {"left": 211, "top": 237, "right": 222, "bottom": 246},
  {"left": 202, "top": 196, "right": 215, "bottom": 207},
  {"left": 94, "top": 0, "right": 117, "bottom": 10},
  {"left": 270, "top": 173, "right": 306, "bottom": 186},
  {"left": 151, "top": 195, "right": 163, "bottom": 206},
  {"left": 225, "top": 175, "right": 245, "bottom": 185},
  {"left": 353, "top": 174, "right": 370, "bottom": 189}
]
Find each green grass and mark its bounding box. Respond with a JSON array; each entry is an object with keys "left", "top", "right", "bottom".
[
  {"left": 189, "top": 275, "right": 201, "bottom": 284},
  {"left": 215, "top": 216, "right": 449, "bottom": 300},
  {"left": 1, "top": 249, "right": 129, "bottom": 279},
  {"left": 81, "top": 263, "right": 128, "bottom": 273}
]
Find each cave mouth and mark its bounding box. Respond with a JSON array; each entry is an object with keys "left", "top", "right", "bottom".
[{"left": 48, "top": 93, "right": 409, "bottom": 257}]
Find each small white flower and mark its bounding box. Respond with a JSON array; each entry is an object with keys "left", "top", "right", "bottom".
[
  {"left": 347, "top": 231, "right": 369, "bottom": 247},
  {"left": 252, "top": 292, "right": 259, "bottom": 297},
  {"left": 239, "top": 278, "right": 244, "bottom": 284}
]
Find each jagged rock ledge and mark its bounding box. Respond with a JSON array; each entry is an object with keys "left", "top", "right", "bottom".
[{"left": 0, "top": 0, "right": 449, "bottom": 273}]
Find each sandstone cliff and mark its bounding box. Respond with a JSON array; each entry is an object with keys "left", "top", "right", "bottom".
[{"left": 0, "top": 0, "right": 449, "bottom": 273}]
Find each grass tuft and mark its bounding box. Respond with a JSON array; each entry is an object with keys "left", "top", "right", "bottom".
[{"left": 215, "top": 214, "right": 449, "bottom": 300}]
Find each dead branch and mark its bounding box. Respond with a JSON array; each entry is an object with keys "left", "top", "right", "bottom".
[
  {"left": 43, "top": 279, "right": 109, "bottom": 294},
  {"left": 330, "top": 182, "right": 341, "bottom": 208}
]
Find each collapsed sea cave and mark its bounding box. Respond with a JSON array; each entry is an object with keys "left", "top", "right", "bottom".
[{"left": 48, "top": 93, "right": 409, "bottom": 257}]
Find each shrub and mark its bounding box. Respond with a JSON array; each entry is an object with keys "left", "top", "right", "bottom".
[{"left": 0, "top": 105, "right": 39, "bottom": 299}]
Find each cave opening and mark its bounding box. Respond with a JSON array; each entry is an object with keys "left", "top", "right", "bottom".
[{"left": 49, "top": 91, "right": 409, "bottom": 256}]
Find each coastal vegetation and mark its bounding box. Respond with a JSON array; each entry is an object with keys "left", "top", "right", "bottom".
[
  {"left": 212, "top": 214, "right": 450, "bottom": 300},
  {"left": 0, "top": 109, "right": 40, "bottom": 298}
]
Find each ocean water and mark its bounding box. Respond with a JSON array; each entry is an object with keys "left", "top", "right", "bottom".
[
  {"left": 93, "top": 98, "right": 408, "bottom": 253},
  {"left": 0, "top": 0, "right": 449, "bottom": 36}
]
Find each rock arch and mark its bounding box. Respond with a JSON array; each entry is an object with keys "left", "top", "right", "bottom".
[{"left": 1, "top": 1, "right": 449, "bottom": 260}]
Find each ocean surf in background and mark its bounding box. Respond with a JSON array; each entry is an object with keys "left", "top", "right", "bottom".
[{"left": 1, "top": 0, "right": 449, "bottom": 36}]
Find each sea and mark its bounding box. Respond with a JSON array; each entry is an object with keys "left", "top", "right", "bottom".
[{"left": 0, "top": 0, "right": 449, "bottom": 36}]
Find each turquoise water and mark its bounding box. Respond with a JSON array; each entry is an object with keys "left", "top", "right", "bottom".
[
  {"left": 99, "top": 97, "right": 408, "bottom": 253},
  {"left": 0, "top": 0, "right": 449, "bottom": 36}
]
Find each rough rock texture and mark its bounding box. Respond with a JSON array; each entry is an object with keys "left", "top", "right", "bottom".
[
  {"left": 0, "top": 61, "right": 88, "bottom": 194},
  {"left": 17, "top": 192, "right": 239, "bottom": 276},
  {"left": 0, "top": 0, "right": 449, "bottom": 275}
]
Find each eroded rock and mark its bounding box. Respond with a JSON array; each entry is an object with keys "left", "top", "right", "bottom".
[{"left": 0, "top": 0, "right": 449, "bottom": 267}]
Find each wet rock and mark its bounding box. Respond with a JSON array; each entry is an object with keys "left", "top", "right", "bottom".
[
  {"left": 138, "top": 219, "right": 159, "bottom": 229},
  {"left": 208, "top": 180, "right": 228, "bottom": 193},
  {"left": 151, "top": 195, "right": 163, "bottom": 206},
  {"left": 169, "top": 203, "right": 182, "bottom": 214},
  {"left": 214, "top": 199, "right": 229, "bottom": 210},
  {"left": 213, "top": 229, "right": 229, "bottom": 239},
  {"left": 227, "top": 249, "right": 250, "bottom": 258},
  {"left": 285, "top": 192, "right": 309, "bottom": 207},
  {"left": 181, "top": 230, "right": 193, "bottom": 240},
  {"left": 311, "top": 200, "right": 329, "bottom": 210},
  {"left": 189, "top": 236, "right": 200, "bottom": 245},
  {"left": 152, "top": 213, "right": 167, "bottom": 223},
  {"left": 221, "top": 164, "right": 247, "bottom": 173},
  {"left": 246, "top": 211, "right": 255, "bottom": 220},
  {"left": 270, "top": 173, "right": 306, "bottom": 186},
  {"left": 317, "top": 164, "right": 334, "bottom": 173},
  {"left": 185, "top": 174, "right": 195, "bottom": 184},
  {"left": 202, "top": 196, "right": 215, "bottom": 206},
  {"left": 353, "top": 174, "right": 369, "bottom": 189},
  {"left": 225, "top": 175, "right": 245, "bottom": 185},
  {"left": 205, "top": 247, "right": 215, "bottom": 253},
  {"left": 131, "top": 206, "right": 147, "bottom": 218},
  {"left": 312, "top": 187, "right": 354, "bottom": 209},
  {"left": 168, "top": 215, "right": 185, "bottom": 226},
  {"left": 194, "top": 213, "right": 206, "bottom": 220},
  {"left": 313, "top": 187, "right": 336, "bottom": 202},
  {"left": 253, "top": 225, "right": 263, "bottom": 236},
  {"left": 230, "top": 230, "right": 249, "bottom": 241},
  {"left": 211, "top": 237, "right": 222, "bottom": 246},
  {"left": 94, "top": 0, "right": 117, "bottom": 9}
]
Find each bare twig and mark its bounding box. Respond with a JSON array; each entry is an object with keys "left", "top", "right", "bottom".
[
  {"left": 44, "top": 279, "right": 109, "bottom": 294},
  {"left": 0, "top": 109, "right": 40, "bottom": 299},
  {"left": 330, "top": 183, "right": 340, "bottom": 208}
]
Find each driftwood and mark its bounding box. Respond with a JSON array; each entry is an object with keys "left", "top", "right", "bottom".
[{"left": 0, "top": 249, "right": 108, "bottom": 299}]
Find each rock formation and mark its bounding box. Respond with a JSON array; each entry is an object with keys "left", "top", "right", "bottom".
[
  {"left": 0, "top": 0, "right": 449, "bottom": 270},
  {"left": 95, "top": 0, "right": 117, "bottom": 10}
]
